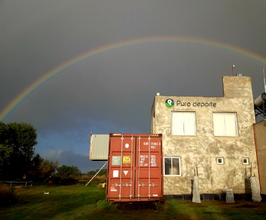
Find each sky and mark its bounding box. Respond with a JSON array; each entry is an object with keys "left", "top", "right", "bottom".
[{"left": 1, "top": 1, "right": 266, "bottom": 173}]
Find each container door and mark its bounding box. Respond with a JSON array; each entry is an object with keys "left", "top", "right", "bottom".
[
  {"left": 107, "top": 135, "right": 135, "bottom": 201},
  {"left": 135, "top": 135, "right": 162, "bottom": 201}
]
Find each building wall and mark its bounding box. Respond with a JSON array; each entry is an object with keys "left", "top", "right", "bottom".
[
  {"left": 151, "top": 76, "right": 259, "bottom": 195},
  {"left": 254, "top": 121, "right": 266, "bottom": 195}
]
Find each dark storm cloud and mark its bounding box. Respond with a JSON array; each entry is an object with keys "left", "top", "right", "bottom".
[{"left": 1, "top": 0, "right": 266, "bottom": 172}]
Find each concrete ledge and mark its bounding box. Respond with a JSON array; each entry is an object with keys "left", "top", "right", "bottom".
[{"left": 164, "top": 194, "right": 253, "bottom": 201}]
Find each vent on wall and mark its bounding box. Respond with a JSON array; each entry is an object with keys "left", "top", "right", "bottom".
[
  {"left": 217, "top": 157, "right": 224, "bottom": 165},
  {"left": 242, "top": 157, "right": 249, "bottom": 165}
]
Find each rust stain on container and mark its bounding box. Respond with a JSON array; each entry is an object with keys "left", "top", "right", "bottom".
[{"left": 106, "top": 134, "right": 163, "bottom": 202}]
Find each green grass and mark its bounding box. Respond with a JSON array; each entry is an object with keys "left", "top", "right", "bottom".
[
  {"left": 0, "top": 184, "right": 19, "bottom": 206},
  {"left": 0, "top": 184, "right": 106, "bottom": 220},
  {"left": 1, "top": 184, "right": 266, "bottom": 220}
]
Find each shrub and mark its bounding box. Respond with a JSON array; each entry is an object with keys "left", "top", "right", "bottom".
[{"left": 0, "top": 184, "right": 19, "bottom": 206}]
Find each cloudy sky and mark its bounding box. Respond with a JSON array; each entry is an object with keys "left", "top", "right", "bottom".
[{"left": 1, "top": 1, "right": 266, "bottom": 173}]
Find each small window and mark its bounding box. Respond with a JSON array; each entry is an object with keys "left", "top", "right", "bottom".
[
  {"left": 242, "top": 158, "right": 249, "bottom": 165},
  {"left": 172, "top": 112, "right": 196, "bottom": 136},
  {"left": 213, "top": 112, "right": 238, "bottom": 136},
  {"left": 164, "top": 157, "right": 181, "bottom": 176},
  {"left": 217, "top": 157, "right": 224, "bottom": 165}
]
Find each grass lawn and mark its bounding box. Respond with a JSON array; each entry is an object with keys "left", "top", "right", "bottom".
[{"left": 1, "top": 184, "right": 266, "bottom": 220}]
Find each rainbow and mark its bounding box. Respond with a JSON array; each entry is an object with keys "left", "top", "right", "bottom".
[{"left": 1, "top": 36, "right": 266, "bottom": 121}]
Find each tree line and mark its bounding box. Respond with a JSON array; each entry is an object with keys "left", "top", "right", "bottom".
[{"left": 0, "top": 122, "right": 81, "bottom": 181}]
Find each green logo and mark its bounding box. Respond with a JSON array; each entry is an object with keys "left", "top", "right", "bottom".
[{"left": 165, "top": 98, "right": 174, "bottom": 108}]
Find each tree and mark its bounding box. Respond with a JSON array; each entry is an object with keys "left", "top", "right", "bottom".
[
  {"left": 0, "top": 122, "right": 13, "bottom": 170},
  {"left": 28, "top": 154, "right": 59, "bottom": 180},
  {"left": 0, "top": 122, "right": 38, "bottom": 179},
  {"left": 96, "top": 169, "right": 107, "bottom": 176},
  {"left": 87, "top": 170, "right": 96, "bottom": 175},
  {"left": 56, "top": 165, "right": 81, "bottom": 178},
  {"left": 0, "top": 144, "right": 13, "bottom": 167},
  {"left": 40, "top": 159, "right": 59, "bottom": 177},
  {"left": 87, "top": 169, "right": 107, "bottom": 176}
]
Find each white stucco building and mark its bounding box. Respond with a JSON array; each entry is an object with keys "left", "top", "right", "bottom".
[{"left": 151, "top": 76, "right": 260, "bottom": 196}]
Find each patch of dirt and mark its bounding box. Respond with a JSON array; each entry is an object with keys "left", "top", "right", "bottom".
[
  {"left": 210, "top": 200, "right": 266, "bottom": 211},
  {"left": 235, "top": 204, "right": 259, "bottom": 208}
]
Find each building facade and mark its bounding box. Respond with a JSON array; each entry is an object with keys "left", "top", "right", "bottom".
[{"left": 151, "top": 76, "right": 259, "bottom": 195}]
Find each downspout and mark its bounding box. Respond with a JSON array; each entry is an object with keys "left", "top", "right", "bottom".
[{"left": 252, "top": 123, "right": 261, "bottom": 192}]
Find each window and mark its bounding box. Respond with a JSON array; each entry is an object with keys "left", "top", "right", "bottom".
[
  {"left": 164, "top": 157, "right": 181, "bottom": 176},
  {"left": 213, "top": 112, "right": 238, "bottom": 136},
  {"left": 172, "top": 112, "right": 196, "bottom": 135}
]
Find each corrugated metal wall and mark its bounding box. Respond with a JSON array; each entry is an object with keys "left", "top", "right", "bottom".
[{"left": 89, "top": 134, "right": 109, "bottom": 160}]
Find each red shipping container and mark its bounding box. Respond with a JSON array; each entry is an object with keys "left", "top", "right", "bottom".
[{"left": 106, "top": 134, "right": 163, "bottom": 202}]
